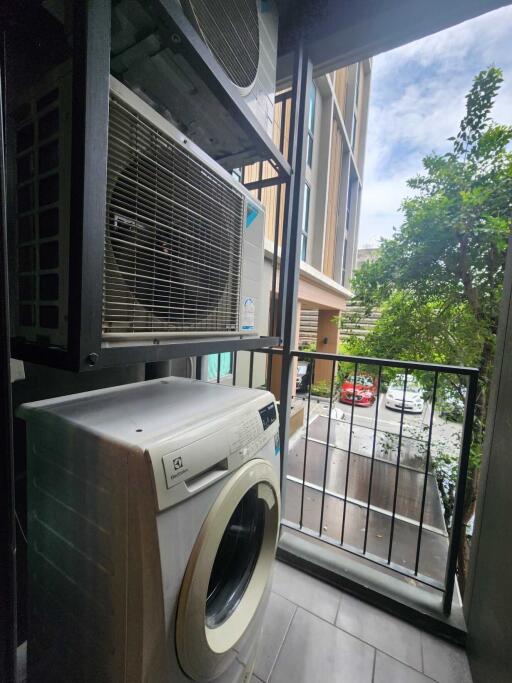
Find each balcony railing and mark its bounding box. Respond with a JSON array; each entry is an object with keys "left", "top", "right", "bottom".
[{"left": 207, "top": 348, "right": 478, "bottom": 616}]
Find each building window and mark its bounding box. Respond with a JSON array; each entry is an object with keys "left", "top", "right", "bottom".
[
  {"left": 345, "top": 186, "right": 352, "bottom": 235},
  {"left": 207, "top": 353, "right": 233, "bottom": 381},
  {"left": 301, "top": 183, "right": 311, "bottom": 261},
  {"left": 351, "top": 65, "right": 360, "bottom": 149},
  {"left": 342, "top": 177, "right": 359, "bottom": 285},
  {"left": 345, "top": 176, "right": 358, "bottom": 234},
  {"left": 351, "top": 114, "right": 358, "bottom": 149},
  {"left": 306, "top": 83, "right": 316, "bottom": 167},
  {"left": 342, "top": 236, "right": 349, "bottom": 286}
]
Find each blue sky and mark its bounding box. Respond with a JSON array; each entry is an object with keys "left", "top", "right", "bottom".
[{"left": 358, "top": 5, "right": 512, "bottom": 247}]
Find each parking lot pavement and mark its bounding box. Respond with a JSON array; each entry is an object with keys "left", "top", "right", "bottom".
[{"left": 295, "top": 393, "right": 463, "bottom": 456}]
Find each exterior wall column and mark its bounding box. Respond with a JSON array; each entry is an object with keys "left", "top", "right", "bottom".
[
  {"left": 315, "top": 309, "right": 339, "bottom": 384},
  {"left": 465, "top": 240, "right": 512, "bottom": 681}
]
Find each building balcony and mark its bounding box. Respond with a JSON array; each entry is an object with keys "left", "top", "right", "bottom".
[{"left": 238, "top": 348, "right": 477, "bottom": 642}]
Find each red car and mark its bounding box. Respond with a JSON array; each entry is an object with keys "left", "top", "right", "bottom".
[{"left": 340, "top": 373, "right": 378, "bottom": 407}]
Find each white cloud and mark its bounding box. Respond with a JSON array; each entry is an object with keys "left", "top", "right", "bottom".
[{"left": 358, "top": 5, "right": 512, "bottom": 246}]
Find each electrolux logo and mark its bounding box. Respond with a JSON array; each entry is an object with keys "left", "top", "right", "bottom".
[{"left": 167, "top": 455, "right": 189, "bottom": 482}]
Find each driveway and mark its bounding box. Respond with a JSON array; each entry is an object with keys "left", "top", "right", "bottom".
[{"left": 285, "top": 393, "right": 463, "bottom": 585}]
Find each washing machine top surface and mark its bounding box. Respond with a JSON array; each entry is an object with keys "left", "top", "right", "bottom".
[
  {"left": 18, "top": 377, "right": 264, "bottom": 442},
  {"left": 19, "top": 377, "right": 279, "bottom": 510}
]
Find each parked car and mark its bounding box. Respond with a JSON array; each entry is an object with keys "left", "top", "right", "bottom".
[
  {"left": 296, "top": 361, "right": 312, "bottom": 393},
  {"left": 385, "top": 376, "right": 424, "bottom": 413},
  {"left": 340, "top": 373, "right": 378, "bottom": 407}
]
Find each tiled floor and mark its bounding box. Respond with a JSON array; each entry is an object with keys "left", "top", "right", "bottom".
[
  {"left": 17, "top": 560, "right": 472, "bottom": 682},
  {"left": 253, "top": 561, "right": 473, "bottom": 683}
]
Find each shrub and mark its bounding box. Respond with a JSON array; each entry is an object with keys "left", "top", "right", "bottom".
[{"left": 311, "top": 380, "right": 334, "bottom": 398}]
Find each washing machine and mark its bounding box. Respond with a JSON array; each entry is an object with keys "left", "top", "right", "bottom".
[{"left": 19, "top": 377, "right": 281, "bottom": 683}]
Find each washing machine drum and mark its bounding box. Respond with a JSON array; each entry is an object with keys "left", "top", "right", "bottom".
[{"left": 176, "top": 459, "right": 280, "bottom": 681}]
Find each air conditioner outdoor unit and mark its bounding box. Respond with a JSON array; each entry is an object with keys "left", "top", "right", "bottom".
[
  {"left": 110, "top": 0, "right": 278, "bottom": 162},
  {"left": 179, "top": 0, "right": 278, "bottom": 136},
  {"left": 10, "top": 65, "right": 266, "bottom": 359}
]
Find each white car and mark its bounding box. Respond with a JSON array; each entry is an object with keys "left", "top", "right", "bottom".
[{"left": 385, "top": 377, "right": 425, "bottom": 414}]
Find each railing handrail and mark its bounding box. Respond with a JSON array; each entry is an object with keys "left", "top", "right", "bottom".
[
  {"left": 255, "top": 346, "right": 479, "bottom": 376},
  {"left": 290, "top": 350, "right": 479, "bottom": 376}
]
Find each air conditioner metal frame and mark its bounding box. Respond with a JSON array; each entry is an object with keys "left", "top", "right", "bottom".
[{"left": 8, "top": 0, "right": 281, "bottom": 372}]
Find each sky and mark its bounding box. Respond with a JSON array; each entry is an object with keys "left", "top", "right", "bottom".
[{"left": 357, "top": 5, "right": 512, "bottom": 248}]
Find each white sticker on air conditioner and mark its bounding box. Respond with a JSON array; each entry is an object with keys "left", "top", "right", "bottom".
[{"left": 241, "top": 297, "right": 255, "bottom": 330}]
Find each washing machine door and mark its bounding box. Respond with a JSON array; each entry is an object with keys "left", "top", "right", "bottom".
[{"left": 176, "top": 458, "right": 280, "bottom": 682}]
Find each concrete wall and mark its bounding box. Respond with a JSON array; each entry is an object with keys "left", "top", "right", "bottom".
[{"left": 465, "top": 239, "right": 512, "bottom": 683}]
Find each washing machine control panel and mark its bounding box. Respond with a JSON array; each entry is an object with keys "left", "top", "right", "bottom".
[{"left": 229, "top": 403, "right": 278, "bottom": 462}]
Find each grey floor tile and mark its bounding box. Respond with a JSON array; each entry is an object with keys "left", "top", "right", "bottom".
[
  {"left": 271, "top": 561, "right": 342, "bottom": 623},
  {"left": 254, "top": 592, "right": 296, "bottom": 681},
  {"left": 422, "top": 632, "right": 472, "bottom": 683},
  {"left": 270, "top": 607, "right": 375, "bottom": 683},
  {"left": 335, "top": 593, "right": 423, "bottom": 671},
  {"left": 374, "top": 651, "right": 434, "bottom": 683}
]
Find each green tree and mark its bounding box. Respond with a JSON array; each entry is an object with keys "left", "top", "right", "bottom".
[{"left": 344, "top": 67, "right": 512, "bottom": 593}]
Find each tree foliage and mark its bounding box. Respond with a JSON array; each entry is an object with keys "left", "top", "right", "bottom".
[
  {"left": 348, "top": 65, "right": 511, "bottom": 417},
  {"left": 341, "top": 67, "right": 512, "bottom": 592}
]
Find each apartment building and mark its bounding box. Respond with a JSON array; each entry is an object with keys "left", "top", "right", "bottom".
[{"left": 242, "top": 59, "right": 372, "bottom": 388}]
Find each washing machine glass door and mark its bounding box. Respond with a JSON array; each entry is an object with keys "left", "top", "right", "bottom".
[{"left": 176, "top": 458, "right": 280, "bottom": 682}]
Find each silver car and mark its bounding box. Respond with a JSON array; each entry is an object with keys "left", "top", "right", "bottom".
[{"left": 385, "top": 377, "right": 424, "bottom": 413}]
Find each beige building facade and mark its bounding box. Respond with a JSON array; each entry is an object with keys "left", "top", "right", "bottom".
[{"left": 242, "top": 60, "right": 372, "bottom": 392}]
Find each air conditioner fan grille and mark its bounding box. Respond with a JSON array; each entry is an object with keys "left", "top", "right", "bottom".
[
  {"left": 103, "top": 96, "right": 244, "bottom": 335},
  {"left": 181, "top": 0, "right": 260, "bottom": 89}
]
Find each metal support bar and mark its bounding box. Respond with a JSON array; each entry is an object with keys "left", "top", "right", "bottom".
[
  {"left": 299, "top": 358, "right": 315, "bottom": 529},
  {"left": 69, "top": 0, "right": 111, "bottom": 370},
  {"left": 249, "top": 351, "right": 255, "bottom": 388},
  {"left": 341, "top": 361, "right": 358, "bottom": 545},
  {"left": 96, "top": 336, "right": 280, "bottom": 369},
  {"left": 388, "top": 369, "right": 409, "bottom": 565},
  {"left": 415, "top": 372, "right": 439, "bottom": 575},
  {"left": 443, "top": 371, "right": 479, "bottom": 614},
  {"left": 244, "top": 175, "right": 287, "bottom": 191},
  {"left": 319, "top": 361, "right": 336, "bottom": 535},
  {"left": 363, "top": 365, "right": 383, "bottom": 554},
  {"left": 277, "top": 41, "right": 312, "bottom": 496},
  {"left": 232, "top": 352, "right": 237, "bottom": 386},
  {"left": 267, "top": 92, "right": 289, "bottom": 340}
]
